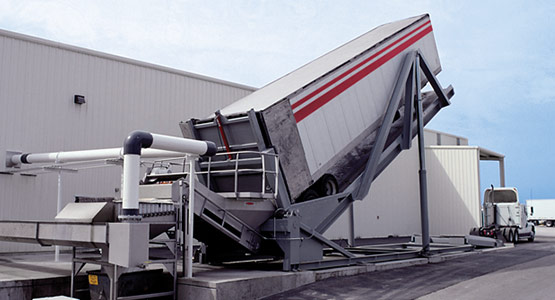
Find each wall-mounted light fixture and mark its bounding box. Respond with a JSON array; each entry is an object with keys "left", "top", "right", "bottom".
[{"left": 74, "top": 95, "right": 85, "bottom": 104}]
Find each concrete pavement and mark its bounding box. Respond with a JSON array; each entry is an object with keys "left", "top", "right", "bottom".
[
  {"left": 265, "top": 227, "right": 555, "bottom": 300},
  {"left": 419, "top": 227, "right": 555, "bottom": 300}
]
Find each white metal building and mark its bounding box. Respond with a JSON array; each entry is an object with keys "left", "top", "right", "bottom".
[
  {"left": 0, "top": 29, "right": 504, "bottom": 253},
  {"left": 0, "top": 29, "right": 254, "bottom": 252},
  {"left": 325, "top": 130, "right": 505, "bottom": 240}
]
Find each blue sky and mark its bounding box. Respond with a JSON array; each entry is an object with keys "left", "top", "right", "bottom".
[{"left": 1, "top": 0, "right": 554, "bottom": 200}]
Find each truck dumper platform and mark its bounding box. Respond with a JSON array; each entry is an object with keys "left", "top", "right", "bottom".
[
  {"left": 176, "top": 13, "right": 455, "bottom": 270},
  {"left": 0, "top": 14, "right": 460, "bottom": 299}
]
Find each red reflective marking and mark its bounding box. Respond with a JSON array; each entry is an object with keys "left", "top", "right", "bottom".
[
  {"left": 294, "top": 24, "right": 433, "bottom": 123},
  {"left": 291, "top": 20, "right": 431, "bottom": 111}
]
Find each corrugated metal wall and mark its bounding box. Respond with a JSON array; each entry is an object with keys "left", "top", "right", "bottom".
[
  {"left": 325, "top": 141, "right": 481, "bottom": 239},
  {"left": 0, "top": 30, "right": 254, "bottom": 252},
  {"left": 426, "top": 146, "right": 481, "bottom": 235}
]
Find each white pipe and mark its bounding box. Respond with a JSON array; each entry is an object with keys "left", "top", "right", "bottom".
[
  {"left": 186, "top": 155, "right": 196, "bottom": 278},
  {"left": 151, "top": 134, "right": 210, "bottom": 155},
  {"left": 8, "top": 131, "right": 217, "bottom": 221},
  {"left": 10, "top": 147, "right": 190, "bottom": 166},
  {"left": 120, "top": 131, "right": 216, "bottom": 219},
  {"left": 55, "top": 170, "right": 62, "bottom": 262},
  {"left": 122, "top": 154, "right": 141, "bottom": 213}
]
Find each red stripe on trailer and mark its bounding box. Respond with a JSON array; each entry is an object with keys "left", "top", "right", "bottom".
[
  {"left": 291, "top": 20, "right": 431, "bottom": 111},
  {"left": 293, "top": 24, "right": 433, "bottom": 123}
]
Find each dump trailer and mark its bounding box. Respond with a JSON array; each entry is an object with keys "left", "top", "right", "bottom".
[
  {"left": 168, "top": 13, "right": 455, "bottom": 269},
  {"left": 526, "top": 199, "right": 555, "bottom": 226},
  {"left": 183, "top": 14, "right": 451, "bottom": 202},
  {"left": 473, "top": 187, "right": 535, "bottom": 243}
]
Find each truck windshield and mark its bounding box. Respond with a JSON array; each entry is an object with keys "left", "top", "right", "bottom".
[{"left": 485, "top": 190, "right": 517, "bottom": 203}]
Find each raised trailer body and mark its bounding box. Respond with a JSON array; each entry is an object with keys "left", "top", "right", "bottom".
[
  {"left": 526, "top": 199, "right": 555, "bottom": 226},
  {"left": 178, "top": 14, "right": 455, "bottom": 269},
  {"left": 186, "top": 14, "right": 445, "bottom": 202}
]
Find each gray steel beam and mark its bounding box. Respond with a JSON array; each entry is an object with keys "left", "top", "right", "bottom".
[
  {"left": 300, "top": 223, "right": 355, "bottom": 258},
  {"left": 300, "top": 250, "right": 421, "bottom": 270},
  {"left": 314, "top": 194, "right": 354, "bottom": 233},
  {"left": 417, "top": 50, "right": 450, "bottom": 107},
  {"left": 401, "top": 65, "right": 415, "bottom": 150},
  {"left": 415, "top": 56, "right": 430, "bottom": 254},
  {"left": 354, "top": 51, "right": 416, "bottom": 200}
]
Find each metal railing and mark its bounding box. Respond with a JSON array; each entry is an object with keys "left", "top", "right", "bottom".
[{"left": 143, "top": 150, "right": 280, "bottom": 199}]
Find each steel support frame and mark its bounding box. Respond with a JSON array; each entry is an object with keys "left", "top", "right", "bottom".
[
  {"left": 353, "top": 50, "right": 449, "bottom": 201},
  {"left": 353, "top": 51, "right": 418, "bottom": 200},
  {"left": 275, "top": 50, "right": 452, "bottom": 269},
  {"left": 298, "top": 242, "right": 472, "bottom": 270}
]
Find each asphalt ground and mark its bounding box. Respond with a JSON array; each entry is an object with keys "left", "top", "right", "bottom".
[{"left": 264, "top": 227, "right": 555, "bottom": 300}]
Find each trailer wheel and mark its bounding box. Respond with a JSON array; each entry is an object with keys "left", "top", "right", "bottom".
[
  {"left": 546, "top": 220, "right": 553, "bottom": 227},
  {"left": 513, "top": 230, "right": 519, "bottom": 244},
  {"left": 318, "top": 175, "right": 338, "bottom": 196},
  {"left": 300, "top": 189, "right": 319, "bottom": 202}
]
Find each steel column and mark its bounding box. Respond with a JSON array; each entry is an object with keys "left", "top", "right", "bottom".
[
  {"left": 348, "top": 204, "right": 355, "bottom": 246},
  {"left": 499, "top": 158, "right": 506, "bottom": 187},
  {"left": 185, "top": 155, "right": 197, "bottom": 278},
  {"left": 415, "top": 56, "right": 430, "bottom": 254}
]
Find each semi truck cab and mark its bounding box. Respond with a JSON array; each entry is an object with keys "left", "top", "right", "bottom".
[{"left": 477, "top": 187, "right": 535, "bottom": 243}]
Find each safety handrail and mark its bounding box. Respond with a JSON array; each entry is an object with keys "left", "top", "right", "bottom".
[{"left": 144, "top": 150, "right": 280, "bottom": 199}]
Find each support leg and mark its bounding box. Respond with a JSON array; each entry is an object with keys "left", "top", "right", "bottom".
[
  {"left": 415, "top": 56, "right": 430, "bottom": 254},
  {"left": 70, "top": 247, "right": 75, "bottom": 298},
  {"left": 348, "top": 204, "right": 355, "bottom": 246}
]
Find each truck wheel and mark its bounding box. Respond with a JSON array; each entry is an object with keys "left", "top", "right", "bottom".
[
  {"left": 513, "top": 230, "right": 519, "bottom": 244},
  {"left": 300, "top": 189, "right": 319, "bottom": 202},
  {"left": 502, "top": 228, "right": 508, "bottom": 241},
  {"left": 507, "top": 230, "right": 514, "bottom": 243},
  {"left": 545, "top": 220, "right": 553, "bottom": 227},
  {"left": 318, "top": 175, "right": 338, "bottom": 196},
  {"left": 528, "top": 230, "right": 535, "bottom": 242}
]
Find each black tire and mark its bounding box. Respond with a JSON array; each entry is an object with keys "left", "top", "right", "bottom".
[
  {"left": 502, "top": 228, "right": 509, "bottom": 241},
  {"left": 299, "top": 188, "right": 319, "bottom": 202},
  {"left": 507, "top": 229, "right": 514, "bottom": 243},
  {"left": 545, "top": 220, "right": 553, "bottom": 227},
  {"left": 318, "top": 175, "right": 338, "bottom": 197},
  {"left": 513, "top": 230, "right": 519, "bottom": 244},
  {"left": 528, "top": 232, "right": 535, "bottom": 242},
  {"left": 528, "top": 226, "right": 536, "bottom": 242}
]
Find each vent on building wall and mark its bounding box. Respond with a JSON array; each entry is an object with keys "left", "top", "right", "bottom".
[{"left": 74, "top": 95, "right": 85, "bottom": 104}]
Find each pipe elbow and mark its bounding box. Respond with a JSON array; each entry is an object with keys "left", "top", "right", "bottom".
[
  {"left": 205, "top": 141, "right": 217, "bottom": 156},
  {"left": 123, "top": 130, "right": 154, "bottom": 155}
]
